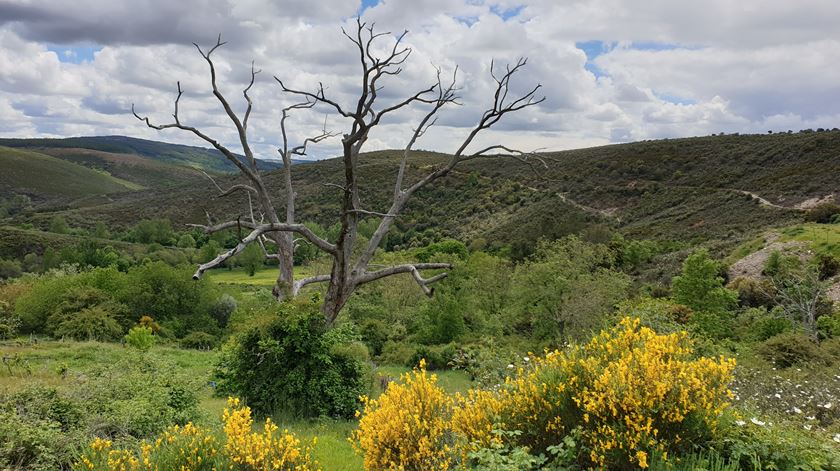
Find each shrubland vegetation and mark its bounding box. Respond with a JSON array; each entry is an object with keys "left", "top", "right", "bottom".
[{"left": 3, "top": 110, "right": 840, "bottom": 469}]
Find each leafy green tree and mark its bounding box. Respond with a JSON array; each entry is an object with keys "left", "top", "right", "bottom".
[
  {"left": 214, "top": 300, "right": 367, "bottom": 418},
  {"left": 507, "top": 236, "right": 630, "bottom": 341},
  {"left": 42, "top": 248, "right": 61, "bottom": 271},
  {"left": 125, "top": 326, "right": 155, "bottom": 352},
  {"left": 235, "top": 243, "right": 264, "bottom": 276},
  {"left": 93, "top": 221, "right": 111, "bottom": 239},
  {"left": 672, "top": 249, "right": 738, "bottom": 314},
  {"left": 48, "top": 216, "right": 70, "bottom": 234},
  {"left": 176, "top": 234, "right": 196, "bottom": 248},
  {"left": 131, "top": 219, "right": 174, "bottom": 245},
  {"left": 199, "top": 240, "right": 221, "bottom": 263}
]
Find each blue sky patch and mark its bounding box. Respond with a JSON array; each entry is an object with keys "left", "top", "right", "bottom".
[
  {"left": 490, "top": 4, "right": 524, "bottom": 20},
  {"left": 358, "top": 0, "right": 380, "bottom": 15},
  {"left": 47, "top": 44, "right": 102, "bottom": 63}
]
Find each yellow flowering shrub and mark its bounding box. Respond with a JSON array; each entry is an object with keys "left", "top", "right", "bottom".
[
  {"left": 570, "top": 317, "right": 735, "bottom": 468},
  {"left": 354, "top": 318, "right": 736, "bottom": 470},
  {"left": 74, "top": 398, "right": 318, "bottom": 471},
  {"left": 351, "top": 360, "right": 454, "bottom": 470}
]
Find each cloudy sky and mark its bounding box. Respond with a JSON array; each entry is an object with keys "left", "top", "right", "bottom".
[{"left": 1, "top": 0, "right": 838, "bottom": 160}]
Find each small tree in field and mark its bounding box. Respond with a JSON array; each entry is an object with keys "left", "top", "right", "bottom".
[{"left": 134, "top": 19, "right": 544, "bottom": 325}]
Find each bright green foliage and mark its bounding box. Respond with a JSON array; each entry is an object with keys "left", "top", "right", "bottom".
[
  {"left": 130, "top": 219, "right": 174, "bottom": 245},
  {"left": 234, "top": 243, "right": 264, "bottom": 276},
  {"left": 672, "top": 249, "right": 738, "bottom": 314},
  {"left": 125, "top": 326, "right": 155, "bottom": 352},
  {"left": 175, "top": 233, "right": 195, "bottom": 248},
  {"left": 52, "top": 306, "right": 124, "bottom": 341},
  {"left": 215, "top": 299, "right": 367, "bottom": 418},
  {"left": 92, "top": 222, "right": 110, "bottom": 239},
  {"left": 416, "top": 238, "right": 469, "bottom": 262},
  {"left": 180, "top": 331, "right": 217, "bottom": 349},
  {"left": 0, "top": 355, "right": 199, "bottom": 470},
  {"left": 507, "top": 236, "right": 630, "bottom": 340},
  {"left": 0, "top": 300, "right": 19, "bottom": 340},
  {"left": 48, "top": 215, "right": 70, "bottom": 234},
  {"left": 15, "top": 264, "right": 219, "bottom": 339},
  {"left": 199, "top": 239, "right": 221, "bottom": 263}
]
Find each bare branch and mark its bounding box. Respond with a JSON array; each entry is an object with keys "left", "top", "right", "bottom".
[
  {"left": 356, "top": 262, "right": 451, "bottom": 285},
  {"left": 292, "top": 275, "right": 332, "bottom": 296}
]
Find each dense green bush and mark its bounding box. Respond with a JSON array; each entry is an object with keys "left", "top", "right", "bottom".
[
  {"left": 506, "top": 236, "right": 629, "bottom": 341},
  {"left": 15, "top": 263, "right": 222, "bottom": 340},
  {"left": 804, "top": 202, "right": 840, "bottom": 223},
  {"left": 415, "top": 238, "right": 469, "bottom": 262},
  {"left": 0, "top": 355, "right": 200, "bottom": 470},
  {"left": 0, "top": 258, "right": 21, "bottom": 279},
  {"left": 214, "top": 299, "right": 367, "bottom": 418},
  {"left": 180, "top": 331, "right": 218, "bottom": 349},
  {"left": 673, "top": 249, "right": 738, "bottom": 314},
  {"left": 124, "top": 325, "right": 155, "bottom": 352},
  {"left": 737, "top": 306, "right": 793, "bottom": 341},
  {"left": 758, "top": 331, "right": 829, "bottom": 367}
]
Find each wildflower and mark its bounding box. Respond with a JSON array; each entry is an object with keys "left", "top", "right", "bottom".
[
  {"left": 834, "top": 434, "right": 840, "bottom": 443},
  {"left": 793, "top": 407, "right": 802, "bottom": 414},
  {"left": 507, "top": 364, "right": 514, "bottom": 369},
  {"left": 750, "top": 418, "right": 765, "bottom": 426},
  {"left": 803, "top": 424, "right": 812, "bottom": 431},
  {"left": 735, "top": 420, "right": 746, "bottom": 426}
]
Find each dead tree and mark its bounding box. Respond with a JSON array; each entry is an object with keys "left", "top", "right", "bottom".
[{"left": 134, "top": 20, "right": 544, "bottom": 326}]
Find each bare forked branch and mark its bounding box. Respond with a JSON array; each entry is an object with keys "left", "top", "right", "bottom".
[
  {"left": 191, "top": 222, "right": 338, "bottom": 278},
  {"left": 354, "top": 263, "right": 451, "bottom": 296},
  {"left": 199, "top": 170, "right": 257, "bottom": 198}
]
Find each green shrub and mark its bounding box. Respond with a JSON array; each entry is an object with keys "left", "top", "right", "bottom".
[
  {"left": 757, "top": 331, "right": 829, "bottom": 367},
  {"left": 817, "top": 313, "right": 840, "bottom": 339},
  {"left": 210, "top": 294, "right": 237, "bottom": 328},
  {"left": 407, "top": 343, "right": 456, "bottom": 370},
  {"left": 0, "top": 300, "right": 20, "bottom": 340},
  {"left": 0, "top": 258, "right": 22, "bottom": 279},
  {"left": 673, "top": 249, "right": 738, "bottom": 314},
  {"left": 214, "top": 300, "right": 367, "bottom": 418},
  {"left": 124, "top": 326, "right": 155, "bottom": 352},
  {"left": 416, "top": 238, "right": 469, "bottom": 262},
  {"left": 804, "top": 202, "right": 840, "bottom": 223},
  {"left": 379, "top": 340, "right": 416, "bottom": 365},
  {"left": 737, "top": 306, "right": 793, "bottom": 341},
  {"left": 507, "top": 236, "right": 629, "bottom": 341},
  {"left": 817, "top": 253, "right": 840, "bottom": 279},
  {"left": 51, "top": 306, "right": 124, "bottom": 341},
  {"left": 727, "top": 276, "right": 775, "bottom": 308},
  {"left": 180, "top": 331, "right": 218, "bottom": 349}
]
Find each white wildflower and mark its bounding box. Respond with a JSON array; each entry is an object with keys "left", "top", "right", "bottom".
[
  {"left": 735, "top": 420, "right": 746, "bottom": 426},
  {"left": 793, "top": 407, "right": 802, "bottom": 414},
  {"left": 803, "top": 424, "right": 812, "bottom": 431},
  {"left": 750, "top": 418, "right": 765, "bottom": 426}
]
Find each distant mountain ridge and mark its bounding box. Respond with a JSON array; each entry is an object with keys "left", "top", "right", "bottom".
[{"left": 0, "top": 135, "right": 284, "bottom": 174}]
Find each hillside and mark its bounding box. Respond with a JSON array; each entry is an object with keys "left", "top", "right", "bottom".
[
  {"left": 0, "top": 135, "right": 282, "bottom": 174},
  {"left": 22, "top": 131, "right": 834, "bottom": 253},
  {"left": 0, "top": 146, "right": 140, "bottom": 202}
]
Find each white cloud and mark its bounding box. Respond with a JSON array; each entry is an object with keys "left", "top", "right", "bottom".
[{"left": 0, "top": 0, "right": 838, "bottom": 159}]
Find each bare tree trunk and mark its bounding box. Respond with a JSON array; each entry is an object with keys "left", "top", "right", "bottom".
[{"left": 135, "top": 23, "right": 544, "bottom": 327}]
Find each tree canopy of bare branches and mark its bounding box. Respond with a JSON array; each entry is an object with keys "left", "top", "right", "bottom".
[{"left": 134, "top": 20, "right": 544, "bottom": 326}]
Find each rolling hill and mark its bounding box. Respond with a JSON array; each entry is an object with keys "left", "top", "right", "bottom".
[
  {"left": 0, "top": 135, "right": 283, "bottom": 174},
  {"left": 0, "top": 146, "right": 141, "bottom": 201},
  {"left": 4, "top": 130, "right": 838, "bottom": 261}
]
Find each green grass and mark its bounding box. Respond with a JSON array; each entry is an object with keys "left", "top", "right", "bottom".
[
  {"left": 0, "top": 339, "right": 473, "bottom": 471},
  {"left": 206, "top": 265, "right": 322, "bottom": 286},
  {"left": 0, "top": 146, "right": 139, "bottom": 198},
  {"left": 778, "top": 222, "right": 840, "bottom": 257}
]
